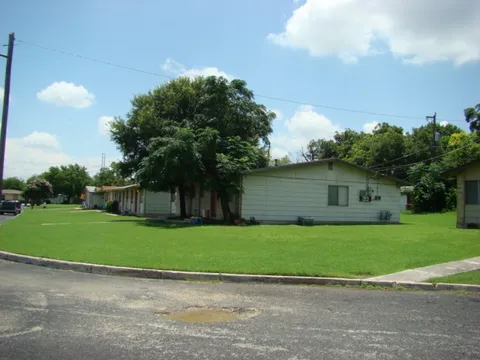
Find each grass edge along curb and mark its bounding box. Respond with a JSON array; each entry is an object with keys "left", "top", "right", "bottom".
[{"left": 1, "top": 250, "right": 479, "bottom": 293}]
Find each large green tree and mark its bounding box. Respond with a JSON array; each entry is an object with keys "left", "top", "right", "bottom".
[
  {"left": 2, "top": 177, "right": 25, "bottom": 191},
  {"left": 136, "top": 128, "right": 203, "bottom": 217},
  {"left": 111, "top": 76, "right": 274, "bottom": 222},
  {"left": 42, "top": 164, "right": 91, "bottom": 203}
]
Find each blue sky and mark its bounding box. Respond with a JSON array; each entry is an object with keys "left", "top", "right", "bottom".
[{"left": 1, "top": 0, "right": 479, "bottom": 178}]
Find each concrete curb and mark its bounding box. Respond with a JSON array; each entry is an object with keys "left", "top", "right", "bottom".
[{"left": 1, "top": 250, "right": 479, "bottom": 292}]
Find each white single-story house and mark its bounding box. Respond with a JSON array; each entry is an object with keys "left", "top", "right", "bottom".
[
  {"left": 445, "top": 159, "right": 480, "bottom": 228},
  {"left": 1, "top": 189, "right": 23, "bottom": 201},
  {"left": 102, "top": 184, "right": 174, "bottom": 217},
  {"left": 81, "top": 186, "right": 105, "bottom": 209},
  {"left": 48, "top": 193, "right": 68, "bottom": 204},
  {"left": 177, "top": 158, "right": 408, "bottom": 224},
  {"left": 240, "top": 159, "right": 408, "bottom": 224}
]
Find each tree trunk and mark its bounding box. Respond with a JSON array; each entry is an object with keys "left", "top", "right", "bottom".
[
  {"left": 178, "top": 186, "right": 187, "bottom": 218},
  {"left": 218, "top": 191, "right": 232, "bottom": 224}
]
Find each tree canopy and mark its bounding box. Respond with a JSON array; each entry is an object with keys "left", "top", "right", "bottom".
[
  {"left": 93, "top": 162, "right": 131, "bottom": 187},
  {"left": 2, "top": 177, "right": 25, "bottom": 191},
  {"left": 22, "top": 178, "right": 53, "bottom": 204},
  {"left": 111, "top": 76, "right": 274, "bottom": 222},
  {"left": 465, "top": 103, "right": 480, "bottom": 134},
  {"left": 41, "top": 164, "right": 91, "bottom": 202}
]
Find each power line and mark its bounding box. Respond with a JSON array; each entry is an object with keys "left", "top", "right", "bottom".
[
  {"left": 373, "top": 138, "right": 480, "bottom": 173},
  {"left": 17, "top": 39, "right": 175, "bottom": 80},
  {"left": 17, "top": 39, "right": 466, "bottom": 124},
  {"left": 369, "top": 147, "right": 431, "bottom": 169}
]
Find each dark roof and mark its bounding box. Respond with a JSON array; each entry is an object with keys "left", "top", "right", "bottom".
[
  {"left": 244, "top": 158, "right": 410, "bottom": 185},
  {"left": 443, "top": 158, "right": 480, "bottom": 177}
]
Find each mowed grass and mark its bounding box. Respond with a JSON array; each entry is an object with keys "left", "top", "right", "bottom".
[
  {"left": 427, "top": 271, "right": 480, "bottom": 285},
  {"left": 0, "top": 206, "right": 479, "bottom": 278}
]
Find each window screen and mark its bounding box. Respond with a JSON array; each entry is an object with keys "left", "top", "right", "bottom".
[
  {"left": 465, "top": 180, "right": 479, "bottom": 205},
  {"left": 328, "top": 185, "right": 349, "bottom": 206}
]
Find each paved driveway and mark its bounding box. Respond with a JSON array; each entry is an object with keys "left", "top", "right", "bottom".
[
  {"left": 0, "top": 260, "right": 479, "bottom": 360},
  {"left": 0, "top": 214, "right": 15, "bottom": 224}
]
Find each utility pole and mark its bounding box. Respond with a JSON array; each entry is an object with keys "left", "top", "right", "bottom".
[
  {"left": 426, "top": 112, "right": 437, "bottom": 157},
  {"left": 0, "top": 32, "right": 14, "bottom": 201}
]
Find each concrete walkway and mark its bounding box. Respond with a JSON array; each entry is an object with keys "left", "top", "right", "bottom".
[{"left": 367, "top": 256, "right": 480, "bottom": 282}]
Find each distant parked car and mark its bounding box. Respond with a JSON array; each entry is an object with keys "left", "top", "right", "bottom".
[{"left": 0, "top": 200, "right": 21, "bottom": 216}]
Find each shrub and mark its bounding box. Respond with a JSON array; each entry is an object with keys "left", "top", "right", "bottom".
[
  {"left": 445, "top": 187, "right": 457, "bottom": 210},
  {"left": 106, "top": 200, "right": 119, "bottom": 214}
]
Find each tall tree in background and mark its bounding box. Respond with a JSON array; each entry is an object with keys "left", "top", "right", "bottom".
[
  {"left": 300, "top": 139, "right": 338, "bottom": 162},
  {"left": 333, "top": 129, "right": 363, "bottom": 159},
  {"left": 269, "top": 154, "right": 291, "bottom": 166},
  {"left": 347, "top": 123, "right": 406, "bottom": 176},
  {"left": 93, "top": 162, "right": 131, "bottom": 187},
  {"left": 442, "top": 132, "right": 480, "bottom": 168},
  {"left": 407, "top": 162, "right": 448, "bottom": 213},
  {"left": 464, "top": 103, "right": 480, "bottom": 134},
  {"left": 42, "top": 164, "right": 91, "bottom": 203},
  {"left": 2, "top": 177, "right": 25, "bottom": 191}
]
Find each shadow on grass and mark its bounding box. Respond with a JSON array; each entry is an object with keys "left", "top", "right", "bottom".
[
  {"left": 134, "top": 220, "right": 225, "bottom": 229},
  {"left": 111, "top": 219, "right": 146, "bottom": 223}
]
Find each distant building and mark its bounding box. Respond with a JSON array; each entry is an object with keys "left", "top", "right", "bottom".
[
  {"left": 1, "top": 189, "right": 23, "bottom": 201},
  {"left": 445, "top": 159, "right": 480, "bottom": 228}
]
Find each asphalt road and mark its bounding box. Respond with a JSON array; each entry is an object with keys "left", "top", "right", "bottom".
[
  {"left": 0, "top": 260, "right": 479, "bottom": 360},
  {"left": 0, "top": 214, "right": 15, "bottom": 224}
]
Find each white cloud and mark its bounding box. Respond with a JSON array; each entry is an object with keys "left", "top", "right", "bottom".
[
  {"left": 440, "top": 121, "right": 449, "bottom": 127},
  {"left": 4, "top": 132, "right": 117, "bottom": 178},
  {"left": 270, "top": 105, "right": 341, "bottom": 158},
  {"left": 23, "top": 131, "right": 61, "bottom": 150},
  {"left": 267, "top": 0, "right": 480, "bottom": 65},
  {"left": 37, "top": 81, "right": 95, "bottom": 108},
  {"left": 362, "top": 121, "right": 379, "bottom": 134},
  {"left": 285, "top": 105, "right": 341, "bottom": 139},
  {"left": 98, "top": 116, "right": 114, "bottom": 136},
  {"left": 272, "top": 109, "right": 283, "bottom": 121},
  {"left": 161, "top": 58, "right": 234, "bottom": 80},
  {"left": 271, "top": 147, "right": 289, "bottom": 159}
]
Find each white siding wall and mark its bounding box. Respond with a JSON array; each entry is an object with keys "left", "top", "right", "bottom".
[
  {"left": 91, "top": 193, "right": 104, "bottom": 208},
  {"left": 241, "top": 162, "right": 401, "bottom": 223},
  {"left": 144, "top": 190, "right": 171, "bottom": 216},
  {"left": 463, "top": 163, "right": 480, "bottom": 226}
]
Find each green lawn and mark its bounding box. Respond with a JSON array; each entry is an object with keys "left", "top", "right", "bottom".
[
  {"left": 0, "top": 207, "right": 479, "bottom": 278},
  {"left": 427, "top": 271, "right": 480, "bottom": 285}
]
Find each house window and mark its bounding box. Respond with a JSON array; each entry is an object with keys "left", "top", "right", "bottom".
[
  {"left": 328, "top": 185, "right": 349, "bottom": 206},
  {"left": 328, "top": 162, "right": 333, "bottom": 170},
  {"left": 465, "top": 180, "right": 480, "bottom": 205}
]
